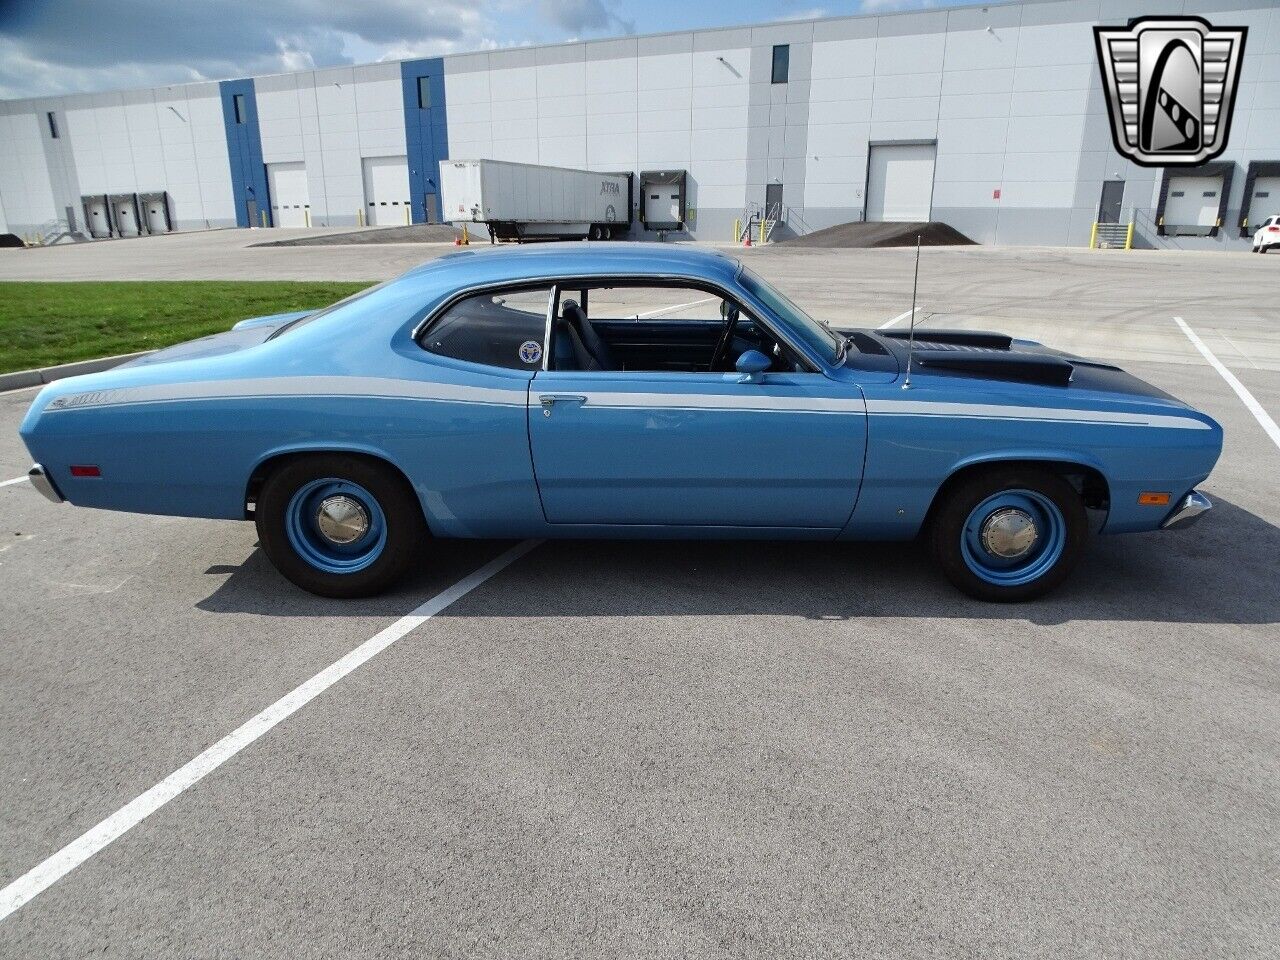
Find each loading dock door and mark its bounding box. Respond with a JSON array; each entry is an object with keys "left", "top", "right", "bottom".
[
  {"left": 84, "top": 196, "right": 111, "bottom": 238},
  {"left": 1164, "top": 175, "right": 1223, "bottom": 228},
  {"left": 1250, "top": 176, "right": 1280, "bottom": 224},
  {"left": 362, "top": 156, "right": 410, "bottom": 226},
  {"left": 645, "top": 188, "right": 680, "bottom": 226},
  {"left": 112, "top": 196, "right": 140, "bottom": 237},
  {"left": 267, "top": 161, "right": 310, "bottom": 228},
  {"left": 866, "top": 143, "right": 937, "bottom": 222}
]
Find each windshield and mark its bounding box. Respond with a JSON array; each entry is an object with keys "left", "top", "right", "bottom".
[{"left": 738, "top": 267, "right": 840, "bottom": 363}]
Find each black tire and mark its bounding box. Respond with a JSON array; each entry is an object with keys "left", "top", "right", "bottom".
[
  {"left": 928, "top": 466, "right": 1088, "bottom": 602},
  {"left": 588, "top": 224, "right": 603, "bottom": 241},
  {"left": 256, "top": 454, "right": 427, "bottom": 598},
  {"left": 603, "top": 225, "right": 613, "bottom": 240}
]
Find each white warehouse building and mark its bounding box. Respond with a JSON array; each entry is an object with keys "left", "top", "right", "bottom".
[{"left": 0, "top": 0, "right": 1277, "bottom": 249}]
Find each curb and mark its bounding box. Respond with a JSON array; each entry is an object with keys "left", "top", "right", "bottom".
[{"left": 0, "top": 351, "right": 153, "bottom": 393}]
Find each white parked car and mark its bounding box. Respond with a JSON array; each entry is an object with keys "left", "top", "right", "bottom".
[{"left": 1253, "top": 214, "right": 1280, "bottom": 253}]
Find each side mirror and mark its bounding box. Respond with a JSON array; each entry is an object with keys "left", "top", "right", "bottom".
[{"left": 735, "top": 349, "right": 772, "bottom": 383}]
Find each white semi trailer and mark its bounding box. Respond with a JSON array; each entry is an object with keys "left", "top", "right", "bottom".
[{"left": 440, "top": 159, "right": 633, "bottom": 241}]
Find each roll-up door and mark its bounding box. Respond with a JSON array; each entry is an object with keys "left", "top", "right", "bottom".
[
  {"left": 866, "top": 143, "right": 937, "bottom": 222},
  {"left": 267, "top": 162, "right": 310, "bottom": 228}
]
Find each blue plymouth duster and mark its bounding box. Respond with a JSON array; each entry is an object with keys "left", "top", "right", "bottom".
[{"left": 20, "top": 245, "right": 1220, "bottom": 601}]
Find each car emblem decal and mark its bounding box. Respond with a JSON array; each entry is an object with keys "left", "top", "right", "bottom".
[
  {"left": 1094, "top": 16, "right": 1247, "bottom": 167},
  {"left": 518, "top": 340, "right": 543, "bottom": 365}
]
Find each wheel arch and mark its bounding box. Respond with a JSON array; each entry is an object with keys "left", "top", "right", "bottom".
[
  {"left": 244, "top": 444, "right": 434, "bottom": 533},
  {"left": 924, "top": 452, "right": 1111, "bottom": 531}
]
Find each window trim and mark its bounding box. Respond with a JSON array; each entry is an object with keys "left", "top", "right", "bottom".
[
  {"left": 233, "top": 93, "right": 246, "bottom": 124},
  {"left": 414, "top": 273, "right": 828, "bottom": 376},
  {"left": 771, "top": 44, "right": 790, "bottom": 84},
  {"left": 417, "top": 76, "right": 431, "bottom": 109}
]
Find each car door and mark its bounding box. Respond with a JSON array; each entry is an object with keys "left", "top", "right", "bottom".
[
  {"left": 528, "top": 369, "right": 865, "bottom": 529},
  {"left": 527, "top": 284, "right": 866, "bottom": 529}
]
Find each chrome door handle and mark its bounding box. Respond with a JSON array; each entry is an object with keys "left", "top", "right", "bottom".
[{"left": 539, "top": 394, "right": 587, "bottom": 416}]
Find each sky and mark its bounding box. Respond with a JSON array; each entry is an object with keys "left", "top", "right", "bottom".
[{"left": 0, "top": 0, "right": 974, "bottom": 101}]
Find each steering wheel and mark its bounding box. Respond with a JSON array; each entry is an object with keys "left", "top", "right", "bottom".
[{"left": 709, "top": 303, "right": 740, "bottom": 372}]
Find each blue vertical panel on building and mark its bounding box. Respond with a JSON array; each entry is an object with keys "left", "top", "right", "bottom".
[
  {"left": 400, "top": 59, "right": 449, "bottom": 224},
  {"left": 219, "top": 79, "right": 270, "bottom": 228}
]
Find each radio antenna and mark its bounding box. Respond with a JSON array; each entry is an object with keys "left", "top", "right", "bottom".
[{"left": 902, "top": 234, "right": 921, "bottom": 390}]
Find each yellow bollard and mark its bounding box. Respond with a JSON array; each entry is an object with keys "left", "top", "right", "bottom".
[
  {"left": 260, "top": 210, "right": 268, "bottom": 228},
  {"left": 733, "top": 218, "right": 741, "bottom": 242},
  {"left": 304, "top": 208, "right": 311, "bottom": 228},
  {"left": 404, "top": 205, "right": 410, "bottom": 226},
  {"left": 758, "top": 219, "right": 766, "bottom": 245},
  {"left": 462, "top": 223, "right": 470, "bottom": 245},
  {"left": 1089, "top": 222, "right": 1099, "bottom": 249},
  {"left": 357, "top": 208, "right": 365, "bottom": 228},
  {"left": 1125, "top": 221, "right": 1135, "bottom": 251}
]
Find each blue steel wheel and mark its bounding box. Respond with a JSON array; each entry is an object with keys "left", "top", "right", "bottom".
[
  {"left": 930, "top": 467, "right": 1087, "bottom": 602},
  {"left": 284, "top": 478, "right": 387, "bottom": 575},
  {"left": 959, "top": 489, "right": 1065, "bottom": 587},
  {"left": 257, "top": 454, "right": 426, "bottom": 599}
]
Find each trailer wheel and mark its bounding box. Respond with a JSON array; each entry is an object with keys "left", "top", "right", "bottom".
[
  {"left": 603, "top": 226, "right": 613, "bottom": 240},
  {"left": 588, "top": 224, "right": 603, "bottom": 241}
]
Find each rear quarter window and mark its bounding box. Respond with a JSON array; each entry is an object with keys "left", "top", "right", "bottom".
[{"left": 422, "top": 287, "right": 552, "bottom": 370}]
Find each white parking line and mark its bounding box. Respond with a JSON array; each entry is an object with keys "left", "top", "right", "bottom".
[
  {"left": 635, "top": 297, "right": 716, "bottom": 319},
  {"left": 878, "top": 306, "right": 924, "bottom": 329},
  {"left": 0, "top": 538, "right": 540, "bottom": 922},
  {"left": 0, "top": 476, "right": 27, "bottom": 488},
  {"left": 1174, "top": 316, "right": 1280, "bottom": 451}
]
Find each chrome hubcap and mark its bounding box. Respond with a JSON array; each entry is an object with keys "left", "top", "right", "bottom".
[
  {"left": 315, "top": 495, "right": 370, "bottom": 545},
  {"left": 980, "top": 508, "right": 1039, "bottom": 559}
]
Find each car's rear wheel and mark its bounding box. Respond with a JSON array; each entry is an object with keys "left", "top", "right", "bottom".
[
  {"left": 929, "top": 466, "right": 1087, "bottom": 602},
  {"left": 256, "top": 454, "right": 426, "bottom": 598}
]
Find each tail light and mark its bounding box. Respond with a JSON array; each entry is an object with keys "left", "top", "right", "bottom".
[{"left": 69, "top": 465, "right": 101, "bottom": 477}]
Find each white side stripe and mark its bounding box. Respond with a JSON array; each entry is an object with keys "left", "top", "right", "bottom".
[
  {"left": 0, "top": 476, "right": 28, "bottom": 488},
  {"left": 575, "top": 391, "right": 866, "bottom": 414},
  {"left": 865, "top": 399, "right": 1210, "bottom": 430},
  {"left": 1174, "top": 316, "right": 1280, "bottom": 451},
  {"left": 46, "top": 376, "right": 528, "bottom": 411},
  {"left": 0, "top": 539, "right": 540, "bottom": 922}
]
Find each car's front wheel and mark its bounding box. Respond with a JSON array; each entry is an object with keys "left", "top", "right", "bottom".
[
  {"left": 929, "top": 466, "right": 1087, "bottom": 602},
  {"left": 256, "top": 454, "right": 426, "bottom": 598}
]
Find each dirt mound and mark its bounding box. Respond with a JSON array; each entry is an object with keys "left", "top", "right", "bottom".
[
  {"left": 253, "top": 223, "right": 462, "bottom": 247},
  {"left": 777, "top": 221, "right": 976, "bottom": 248}
]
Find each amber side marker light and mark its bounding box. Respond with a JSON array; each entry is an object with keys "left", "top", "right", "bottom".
[{"left": 1138, "top": 492, "right": 1171, "bottom": 506}]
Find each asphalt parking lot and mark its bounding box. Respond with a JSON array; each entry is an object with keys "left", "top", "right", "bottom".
[{"left": 1, "top": 235, "right": 1278, "bottom": 957}]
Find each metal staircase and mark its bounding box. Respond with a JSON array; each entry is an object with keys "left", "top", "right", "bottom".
[
  {"left": 1090, "top": 220, "right": 1134, "bottom": 250},
  {"left": 736, "top": 201, "right": 784, "bottom": 244}
]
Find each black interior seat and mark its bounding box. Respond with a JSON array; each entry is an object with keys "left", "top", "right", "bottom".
[{"left": 561, "top": 299, "right": 614, "bottom": 370}]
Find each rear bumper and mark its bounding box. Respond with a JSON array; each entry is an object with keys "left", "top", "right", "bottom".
[
  {"left": 28, "top": 464, "right": 63, "bottom": 504},
  {"left": 1162, "top": 490, "right": 1211, "bottom": 529}
]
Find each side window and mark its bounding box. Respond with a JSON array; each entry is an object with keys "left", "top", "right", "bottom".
[
  {"left": 423, "top": 287, "right": 551, "bottom": 370},
  {"left": 551, "top": 283, "right": 811, "bottom": 374}
]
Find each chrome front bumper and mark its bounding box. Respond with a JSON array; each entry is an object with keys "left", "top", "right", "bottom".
[
  {"left": 27, "top": 464, "right": 64, "bottom": 504},
  {"left": 1162, "top": 490, "right": 1212, "bottom": 529}
]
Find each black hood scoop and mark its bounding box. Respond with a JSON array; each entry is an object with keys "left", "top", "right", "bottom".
[
  {"left": 877, "top": 328, "right": 1073, "bottom": 386},
  {"left": 879, "top": 329, "right": 1013, "bottom": 350},
  {"left": 912, "top": 351, "right": 1074, "bottom": 387}
]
